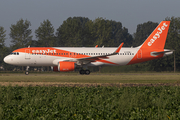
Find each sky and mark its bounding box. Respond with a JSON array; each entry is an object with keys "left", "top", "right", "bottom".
[{"left": 0, "top": 0, "right": 180, "bottom": 46}]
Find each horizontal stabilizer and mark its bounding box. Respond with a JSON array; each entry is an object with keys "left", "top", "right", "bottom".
[{"left": 151, "top": 50, "right": 174, "bottom": 56}]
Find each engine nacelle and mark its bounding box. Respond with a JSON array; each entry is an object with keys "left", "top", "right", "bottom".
[{"left": 53, "top": 61, "right": 76, "bottom": 72}]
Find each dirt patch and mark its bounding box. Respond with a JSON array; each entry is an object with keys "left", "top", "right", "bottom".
[{"left": 0, "top": 82, "right": 180, "bottom": 87}]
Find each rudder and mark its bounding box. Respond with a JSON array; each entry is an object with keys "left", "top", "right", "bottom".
[{"left": 138, "top": 21, "right": 170, "bottom": 50}]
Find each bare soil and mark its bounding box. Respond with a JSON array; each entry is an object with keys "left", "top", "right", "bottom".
[{"left": 1, "top": 82, "right": 180, "bottom": 87}]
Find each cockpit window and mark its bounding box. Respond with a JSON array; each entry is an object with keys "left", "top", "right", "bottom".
[{"left": 11, "top": 52, "right": 19, "bottom": 55}]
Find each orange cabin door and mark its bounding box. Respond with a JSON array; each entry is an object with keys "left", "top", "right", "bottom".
[
  {"left": 25, "top": 49, "right": 30, "bottom": 59},
  {"left": 137, "top": 49, "right": 142, "bottom": 59}
]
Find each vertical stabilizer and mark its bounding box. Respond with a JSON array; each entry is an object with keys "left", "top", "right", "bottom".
[{"left": 138, "top": 21, "right": 170, "bottom": 50}]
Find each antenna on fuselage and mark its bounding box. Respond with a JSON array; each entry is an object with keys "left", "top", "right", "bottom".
[{"left": 28, "top": 45, "right": 30, "bottom": 48}]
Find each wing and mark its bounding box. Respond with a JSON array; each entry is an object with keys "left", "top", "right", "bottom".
[
  {"left": 77, "top": 43, "right": 124, "bottom": 61},
  {"left": 53, "top": 43, "right": 124, "bottom": 65}
]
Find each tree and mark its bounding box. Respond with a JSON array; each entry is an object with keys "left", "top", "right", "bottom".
[
  {"left": 165, "top": 17, "right": 180, "bottom": 71},
  {"left": 85, "top": 18, "right": 133, "bottom": 47},
  {"left": 56, "top": 17, "right": 90, "bottom": 47},
  {"left": 88, "top": 18, "right": 113, "bottom": 47},
  {"left": 56, "top": 17, "right": 133, "bottom": 47},
  {"left": 0, "top": 26, "right": 6, "bottom": 48},
  {"left": 9, "top": 19, "right": 33, "bottom": 49},
  {"left": 133, "top": 21, "right": 158, "bottom": 47},
  {"left": 35, "top": 19, "right": 55, "bottom": 47},
  {"left": 9, "top": 19, "right": 33, "bottom": 71},
  {"left": 111, "top": 21, "right": 133, "bottom": 47},
  {"left": 0, "top": 26, "right": 6, "bottom": 67}
]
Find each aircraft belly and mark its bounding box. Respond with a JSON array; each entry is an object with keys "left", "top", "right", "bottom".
[{"left": 105, "top": 52, "right": 136, "bottom": 65}]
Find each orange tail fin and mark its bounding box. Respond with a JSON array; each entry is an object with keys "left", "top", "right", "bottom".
[{"left": 138, "top": 21, "right": 170, "bottom": 50}]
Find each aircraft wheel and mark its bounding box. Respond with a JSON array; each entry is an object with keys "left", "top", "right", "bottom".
[
  {"left": 79, "top": 70, "right": 85, "bottom": 75},
  {"left": 85, "top": 70, "right": 90, "bottom": 75},
  {"left": 25, "top": 71, "right": 29, "bottom": 75}
]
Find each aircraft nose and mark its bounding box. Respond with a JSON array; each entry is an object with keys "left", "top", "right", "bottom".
[{"left": 4, "top": 56, "right": 12, "bottom": 64}]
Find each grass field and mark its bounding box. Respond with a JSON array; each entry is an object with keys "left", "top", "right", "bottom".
[
  {"left": 0, "top": 73, "right": 180, "bottom": 83},
  {"left": 0, "top": 72, "right": 180, "bottom": 119},
  {"left": 0, "top": 72, "right": 180, "bottom": 87}
]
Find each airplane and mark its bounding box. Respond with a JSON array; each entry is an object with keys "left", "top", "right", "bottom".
[{"left": 4, "top": 21, "right": 173, "bottom": 75}]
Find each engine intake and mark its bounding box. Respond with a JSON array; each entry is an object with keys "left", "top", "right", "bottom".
[{"left": 53, "top": 61, "right": 76, "bottom": 72}]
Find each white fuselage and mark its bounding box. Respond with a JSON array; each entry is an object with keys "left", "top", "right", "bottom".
[{"left": 4, "top": 47, "right": 139, "bottom": 67}]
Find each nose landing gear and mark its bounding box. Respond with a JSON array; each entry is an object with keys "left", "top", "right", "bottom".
[{"left": 25, "top": 66, "right": 29, "bottom": 75}]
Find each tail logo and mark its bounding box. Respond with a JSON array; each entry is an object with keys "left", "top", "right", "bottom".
[{"left": 148, "top": 22, "right": 168, "bottom": 46}]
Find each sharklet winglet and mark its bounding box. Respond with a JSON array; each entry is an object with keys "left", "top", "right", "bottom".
[{"left": 113, "top": 42, "right": 124, "bottom": 54}]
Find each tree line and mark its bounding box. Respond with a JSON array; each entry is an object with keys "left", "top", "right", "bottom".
[{"left": 0, "top": 16, "right": 179, "bottom": 72}]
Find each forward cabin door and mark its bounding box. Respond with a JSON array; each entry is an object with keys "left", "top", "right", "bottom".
[{"left": 25, "top": 49, "right": 30, "bottom": 59}]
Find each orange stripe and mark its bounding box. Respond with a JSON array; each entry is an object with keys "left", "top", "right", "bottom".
[{"left": 13, "top": 47, "right": 117, "bottom": 65}]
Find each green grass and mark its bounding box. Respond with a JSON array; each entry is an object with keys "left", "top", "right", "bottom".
[
  {"left": 0, "top": 86, "right": 180, "bottom": 119},
  {"left": 0, "top": 73, "right": 180, "bottom": 84}
]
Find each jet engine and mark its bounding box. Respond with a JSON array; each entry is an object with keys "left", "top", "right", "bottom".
[{"left": 53, "top": 61, "right": 76, "bottom": 72}]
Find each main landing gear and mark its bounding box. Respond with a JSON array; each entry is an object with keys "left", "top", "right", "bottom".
[{"left": 79, "top": 69, "right": 90, "bottom": 75}]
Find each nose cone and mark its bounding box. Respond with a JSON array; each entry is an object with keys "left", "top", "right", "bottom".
[{"left": 4, "top": 56, "right": 12, "bottom": 64}]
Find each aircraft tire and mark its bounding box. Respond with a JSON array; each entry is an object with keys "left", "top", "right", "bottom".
[
  {"left": 79, "top": 70, "right": 85, "bottom": 75},
  {"left": 85, "top": 70, "right": 90, "bottom": 75},
  {"left": 25, "top": 71, "right": 29, "bottom": 75}
]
